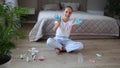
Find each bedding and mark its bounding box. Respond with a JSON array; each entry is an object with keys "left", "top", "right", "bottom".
[{"left": 29, "top": 10, "right": 119, "bottom": 41}]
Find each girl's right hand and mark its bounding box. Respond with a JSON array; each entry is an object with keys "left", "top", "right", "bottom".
[
  {"left": 53, "top": 20, "right": 61, "bottom": 32},
  {"left": 54, "top": 15, "right": 61, "bottom": 22},
  {"left": 55, "top": 20, "right": 61, "bottom": 26}
]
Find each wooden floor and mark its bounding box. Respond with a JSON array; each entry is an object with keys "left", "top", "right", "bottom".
[{"left": 9, "top": 23, "right": 120, "bottom": 68}]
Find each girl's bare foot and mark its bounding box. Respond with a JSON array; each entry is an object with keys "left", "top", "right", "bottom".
[
  {"left": 61, "top": 46, "right": 66, "bottom": 52},
  {"left": 55, "top": 48, "right": 61, "bottom": 55}
]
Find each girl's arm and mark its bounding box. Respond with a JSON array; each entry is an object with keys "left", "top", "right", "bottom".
[{"left": 70, "top": 23, "right": 76, "bottom": 33}]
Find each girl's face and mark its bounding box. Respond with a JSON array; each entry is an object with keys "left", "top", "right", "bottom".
[{"left": 63, "top": 7, "right": 72, "bottom": 18}]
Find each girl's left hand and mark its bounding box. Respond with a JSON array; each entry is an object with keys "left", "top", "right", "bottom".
[
  {"left": 71, "top": 23, "right": 77, "bottom": 27},
  {"left": 75, "top": 19, "right": 82, "bottom": 25},
  {"left": 70, "top": 23, "right": 77, "bottom": 33}
]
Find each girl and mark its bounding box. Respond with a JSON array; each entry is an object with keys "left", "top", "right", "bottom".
[{"left": 46, "top": 6, "right": 84, "bottom": 55}]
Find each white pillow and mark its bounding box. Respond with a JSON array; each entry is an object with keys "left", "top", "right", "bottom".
[
  {"left": 43, "top": 4, "right": 60, "bottom": 10},
  {"left": 61, "top": 2, "right": 80, "bottom": 11}
]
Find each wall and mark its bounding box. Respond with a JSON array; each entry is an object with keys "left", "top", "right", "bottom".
[
  {"left": 87, "top": 0, "right": 107, "bottom": 15},
  {"left": 87, "top": 0, "right": 107, "bottom": 11},
  {"left": 2, "top": 0, "right": 107, "bottom": 12},
  {"left": 0, "top": 0, "right": 3, "bottom": 5},
  {"left": 17, "top": 0, "right": 108, "bottom": 21},
  {"left": 18, "top": 0, "right": 87, "bottom": 22},
  {"left": 18, "top": 0, "right": 38, "bottom": 13},
  {"left": 18, "top": 0, "right": 87, "bottom": 13},
  {"left": 18, "top": 0, "right": 37, "bottom": 8},
  {"left": 38, "top": 0, "right": 87, "bottom": 11},
  {"left": 18, "top": 0, "right": 38, "bottom": 23}
]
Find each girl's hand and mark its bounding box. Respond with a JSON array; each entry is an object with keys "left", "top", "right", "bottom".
[
  {"left": 54, "top": 15, "right": 61, "bottom": 22},
  {"left": 53, "top": 20, "right": 61, "bottom": 32},
  {"left": 70, "top": 23, "right": 77, "bottom": 33},
  {"left": 53, "top": 18, "right": 61, "bottom": 25},
  {"left": 75, "top": 19, "right": 82, "bottom": 25},
  {"left": 54, "top": 20, "right": 60, "bottom": 26},
  {"left": 71, "top": 23, "right": 77, "bottom": 26}
]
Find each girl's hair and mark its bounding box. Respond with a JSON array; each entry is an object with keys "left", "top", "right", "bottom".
[{"left": 64, "top": 6, "right": 73, "bottom": 11}]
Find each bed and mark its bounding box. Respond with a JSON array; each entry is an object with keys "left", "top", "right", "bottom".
[{"left": 29, "top": 2, "right": 119, "bottom": 42}]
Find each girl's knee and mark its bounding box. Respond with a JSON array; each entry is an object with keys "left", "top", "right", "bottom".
[{"left": 46, "top": 38, "right": 54, "bottom": 45}]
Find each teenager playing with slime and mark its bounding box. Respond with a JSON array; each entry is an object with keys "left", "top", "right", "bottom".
[{"left": 47, "top": 6, "right": 84, "bottom": 55}]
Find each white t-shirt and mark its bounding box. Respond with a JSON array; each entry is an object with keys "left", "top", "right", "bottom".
[{"left": 55, "top": 19, "right": 74, "bottom": 37}]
